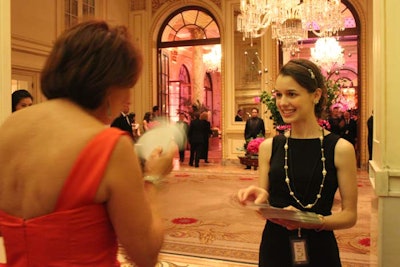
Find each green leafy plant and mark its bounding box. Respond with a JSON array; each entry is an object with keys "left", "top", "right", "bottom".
[
  {"left": 325, "top": 79, "right": 341, "bottom": 114},
  {"left": 260, "top": 90, "right": 285, "bottom": 128}
]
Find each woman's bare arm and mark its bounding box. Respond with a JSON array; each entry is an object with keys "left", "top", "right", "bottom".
[{"left": 101, "top": 136, "right": 174, "bottom": 267}]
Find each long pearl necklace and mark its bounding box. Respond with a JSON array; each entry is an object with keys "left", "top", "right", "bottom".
[{"left": 284, "top": 128, "right": 327, "bottom": 209}]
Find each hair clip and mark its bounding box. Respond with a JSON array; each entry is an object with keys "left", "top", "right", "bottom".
[{"left": 308, "top": 69, "right": 315, "bottom": 79}]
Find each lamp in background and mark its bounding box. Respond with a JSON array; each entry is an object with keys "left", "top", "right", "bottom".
[
  {"left": 310, "top": 37, "right": 344, "bottom": 73},
  {"left": 203, "top": 45, "right": 221, "bottom": 73},
  {"left": 171, "top": 49, "right": 178, "bottom": 64}
]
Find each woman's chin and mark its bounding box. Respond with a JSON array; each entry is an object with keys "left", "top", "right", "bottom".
[{"left": 282, "top": 117, "right": 294, "bottom": 124}]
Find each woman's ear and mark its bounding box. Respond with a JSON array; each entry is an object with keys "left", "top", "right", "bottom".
[{"left": 314, "top": 88, "right": 322, "bottom": 103}]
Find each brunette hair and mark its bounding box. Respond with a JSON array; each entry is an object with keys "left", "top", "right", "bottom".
[
  {"left": 143, "top": 112, "right": 152, "bottom": 123},
  {"left": 12, "top": 89, "right": 33, "bottom": 112},
  {"left": 41, "top": 20, "right": 143, "bottom": 110},
  {"left": 279, "top": 59, "right": 327, "bottom": 118}
]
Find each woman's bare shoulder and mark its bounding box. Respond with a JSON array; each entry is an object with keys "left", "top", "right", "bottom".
[{"left": 260, "top": 137, "right": 273, "bottom": 149}]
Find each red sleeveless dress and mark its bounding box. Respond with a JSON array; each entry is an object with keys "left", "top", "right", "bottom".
[{"left": 0, "top": 128, "right": 128, "bottom": 266}]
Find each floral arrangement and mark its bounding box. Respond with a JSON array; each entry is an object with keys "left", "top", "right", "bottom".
[
  {"left": 276, "top": 124, "right": 292, "bottom": 131},
  {"left": 317, "top": 118, "right": 331, "bottom": 129},
  {"left": 260, "top": 78, "right": 340, "bottom": 129},
  {"left": 246, "top": 137, "right": 265, "bottom": 154}
]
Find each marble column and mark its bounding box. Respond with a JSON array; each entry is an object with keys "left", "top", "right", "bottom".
[
  {"left": 191, "top": 28, "right": 205, "bottom": 105},
  {"left": 369, "top": 0, "right": 400, "bottom": 266}
]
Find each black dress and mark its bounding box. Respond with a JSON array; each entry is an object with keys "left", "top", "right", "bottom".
[{"left": 259, "top": 133, "right": 341, "bottom": 267}]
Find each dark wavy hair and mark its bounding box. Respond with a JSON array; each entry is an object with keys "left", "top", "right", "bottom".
[
  {"left": 143, "top": 112, "right": 152, "bottom": 123},
  {"left": 41, "top": 20, "right": 143, "bottom": 110},
  {"left": 12, "top": 89, "right": 33, "bottom": 112},
  {"left": 279, "top": 58, "right": 327, "bottom": 118}
]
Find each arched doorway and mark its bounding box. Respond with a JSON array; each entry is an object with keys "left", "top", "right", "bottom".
[{"left": 157, "top": 6, "right": 221, "bottom": 128}]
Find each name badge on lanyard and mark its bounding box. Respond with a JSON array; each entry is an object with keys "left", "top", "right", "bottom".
[{"left": 290, "top": 235, "right": 310, "bottom": 265}]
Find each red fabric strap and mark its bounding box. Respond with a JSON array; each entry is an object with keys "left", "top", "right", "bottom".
[{"left": 54, "top": 128, "right": 128, "bottom": 211}]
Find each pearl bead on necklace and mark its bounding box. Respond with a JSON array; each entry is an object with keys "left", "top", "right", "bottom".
[{"left": 284, "top": 128, "right": 327, "bottom": 209}]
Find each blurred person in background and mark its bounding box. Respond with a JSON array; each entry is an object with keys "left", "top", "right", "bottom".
[
  {"left": 176, "top": 112, "right": 189, "bottom": 162},
  {"left": 110, "top": 102, "right": 135, "bottom": 140},
  {"left": 200, "top": 111, "right": 212, "bottom": 163},
  {"left": 235, "top": 109, "right": 244, "bottom": 121},
  {"left": 12, "top": 89, "right": 33, "bottom": 112}
]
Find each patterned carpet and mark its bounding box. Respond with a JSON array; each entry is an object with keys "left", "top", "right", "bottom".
[
  {"left": 118, "top": 162, "right": 378, "bottom": 267},
  {"left": 159, "top": 171, "right": 262, "bottom": 264}
]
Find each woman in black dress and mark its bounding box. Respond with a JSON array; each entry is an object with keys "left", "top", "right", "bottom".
[{"left": 238, "top": 59, "right": 357, "bottom": 267}]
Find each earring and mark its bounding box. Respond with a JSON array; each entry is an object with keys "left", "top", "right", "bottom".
[{"left": 314, "top": 100, "right": 319, "bottom": 104}]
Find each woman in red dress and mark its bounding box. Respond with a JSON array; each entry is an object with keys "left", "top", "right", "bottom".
[{"left": 0, "top": 20, "right": 175, "bottom": 267}]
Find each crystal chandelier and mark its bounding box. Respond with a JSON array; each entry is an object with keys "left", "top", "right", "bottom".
[
  {"left": 237, "top": 0, "right": 305, "bottom": 48},
  {"left": 271, "top": 0, "right": 307, "bottom": 52},
  {"left": 237, "top": 0, "right": 345, "bottom": 50},
  {"left": 301, "top": 0, "right": 345, "bottom": 37},
  {"left": 271, "top": 19, "right": 307, "bottom": 52},
  {"left": 203, "top": 45, "right": 221, "bottom": 73},
  {"left": 237, "top": 0, "right": 272, "bottom": 42},
  {"left": 310, "top": 37, "right": 344, "bottom": 73}
]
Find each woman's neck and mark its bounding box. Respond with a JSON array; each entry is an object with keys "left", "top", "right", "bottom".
[{"left": 289, "top": 121, "right": 322, "bottom": 139}]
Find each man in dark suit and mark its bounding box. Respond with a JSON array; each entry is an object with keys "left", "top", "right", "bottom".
[
  {"left": 328, "top": 106, "right": 345, "bottom": 136},
  {"left": 341, "top": 110, "right": 357, "bottom": 146},
  {"left": 235, "top": 109, "right": 244, "bottom": 121},
  {"left": 188, "top": 112, "right": 206, "bottom": 167},
  {"left": 367, "top": 113, "right": 373, "bottom": 160},
  {"left": 244, "top": 108, "right": 265, "bottom": 140},
  {"left": 110, "top": 103, "right": 134, "bottom": 140},
  {"left": 200, "top": 111, "right": 213, "bottom": 163},
  {"left": 244, "top": 107, "right": 265, "bottom": 169}
]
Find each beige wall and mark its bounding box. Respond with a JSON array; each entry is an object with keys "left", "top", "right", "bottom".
[
  {"left": 0, "top": 1, "right": 11, "bottom": 125},
  {"left": 104, "top": 0, "right": 130, "bottom": 25},
  {"left": 11, "top": 0, "right": 57, "bottom": 45},
  {"left": 7, "top": 0, "right": 132, "bottom": 116}
]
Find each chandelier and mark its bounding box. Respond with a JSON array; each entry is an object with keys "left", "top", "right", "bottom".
[
  {"left": 310, "top": 37, "right": 344, "bottom": 73},
  {"left": 237, "top": 0, "right": 272, "bottom": 42},
  {"left": 270, "top": 0, "right": 307, "bottom": 52},
  {"left": 301, "top": 0, "right": 345, "bottom": 37},
  {"left": 203, "top": 45, "right": 221, "bottom": 73},
  {"left": 237, "top": 0, "right": 345, "bottom": 50},
  {"left": 271, "top": 18, "right": 307, "bottom": 52}
]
